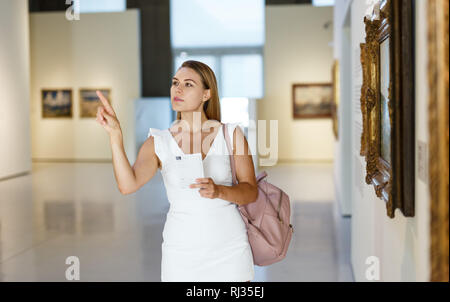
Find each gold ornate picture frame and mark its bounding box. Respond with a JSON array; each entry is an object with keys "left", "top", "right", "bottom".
[
  {"left": 428, "top": 0, "right": 449, "bottom": 282},
  {"left": 360, "top": 0, "right": 415, "bottom": 218},
  {"left": 332, "top": 60, "right": 339, "bottom": 139}
]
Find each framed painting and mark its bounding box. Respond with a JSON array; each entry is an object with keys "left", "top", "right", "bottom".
[
  {"left": 331, "top": 60, "right": 340, "bottom": 139},
  {"left": 79, "top": 88, "right": 111, "bottom": 118},
  {"left": 41, "top": 89, "right": 73, "bottom": 118},
  {"left": 292, "top": 83, "right": 332, "bottom": 119},
  {"left": 359, "top": 0, "right": 415, "bottom": 218},
  {"left": 428, "top": 0, "right": 449, "bottom": 282}
]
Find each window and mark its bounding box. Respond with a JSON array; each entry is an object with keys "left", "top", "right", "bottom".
[
  {"left": 174, "top": 54, "right": 218, "bottom": 77},
  {"left": 73, "top": 0, "right": 126, "bottom": 13},
  {"left": 221, "top": 54, "right": 263, "bottom": 98},
  {"left": 170, "top": 0, "right": 265, "bottom": 122},
  {"left": 312, "top": 0, "right": 335, "bottom": 6},
  {"left": 170, "top": 0, "right": 264, "bottom": 48},
  {"left": 173, "top": 52, "right": 263, "bottom": 98},
  {"left": 220, "top": 98, "right": 249, "bottom": 127},
  {"left": 171, "top": 0, "right": 265, "bottom": 98}
]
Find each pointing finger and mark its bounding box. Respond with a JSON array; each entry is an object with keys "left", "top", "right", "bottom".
[{"left": 96, "top": 90, "right": 115, "bottom": 116}]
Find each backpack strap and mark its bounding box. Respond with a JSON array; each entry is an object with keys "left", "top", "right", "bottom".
[{"left": 222, "top": 123, "right": 237, "bottom": 185}]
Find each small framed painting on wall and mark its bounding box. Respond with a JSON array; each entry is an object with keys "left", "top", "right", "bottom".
[
  {"left": 292, "top": 83, "right": 332, "bottom": 119},
  {"left": 41, "top": 89, "right": 73, "bottom": 118},
  {"left": 79, "top": 88, "right": 111, "bottom": 118}
]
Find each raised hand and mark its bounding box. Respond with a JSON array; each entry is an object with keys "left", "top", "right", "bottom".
[{"left": 95, "top": 90, "right": 121, "bottom": 136}]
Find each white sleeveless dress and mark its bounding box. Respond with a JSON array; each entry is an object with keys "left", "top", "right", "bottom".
[{"left": 147, "top": 122, "right": 255, "bottom": 282}]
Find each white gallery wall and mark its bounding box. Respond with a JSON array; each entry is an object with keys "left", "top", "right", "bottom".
[
  {"left": 0, "top": 0, "right": 32, "bottom": 180},
  {"left": 29, "top": 9, "right": 141, "bottom": 163},
  {"left": 259, "top": 5, "right": 335, "bottom": 163},
  {"left": 333, "top": 0, "right": 352, "bottom": 216},
  {"left": 334, "top": 0, "right": 431, "bottom": 281}
]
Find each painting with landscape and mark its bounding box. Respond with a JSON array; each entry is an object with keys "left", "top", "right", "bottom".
[
  {"left": 292, "top": 83, "right": 332, "bottom": 119},
  {"left": 80, "top": 89, "right": 111, "bottom": 118},
  {"left": 42, "top": 89, "right": 72, "bottom": 118}
]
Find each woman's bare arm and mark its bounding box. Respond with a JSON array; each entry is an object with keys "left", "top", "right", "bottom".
[
  {"left": 109, "top": 133, "right": 159, "bottom": 195},
  {"left": 129, "top": 135, "right": 159, "bottom": 194},
  {"left": 109, "top": 132, "right": 136, "bottom": 194},
  {"left": 96, "top": 90, "right": 158, "bottom": 195},
  {"left": 217, "top": 126, "right": 258, "bottom": 206}
]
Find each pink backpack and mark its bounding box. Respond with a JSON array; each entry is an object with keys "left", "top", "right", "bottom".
[{"left": 223, "top": 124, "right": 294, "bottom": 266}]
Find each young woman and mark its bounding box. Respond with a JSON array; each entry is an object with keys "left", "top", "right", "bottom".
[{"left": 96, "top": 60, "right": 258, "bottom": 282}]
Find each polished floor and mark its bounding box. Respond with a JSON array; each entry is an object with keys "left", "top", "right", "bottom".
[{"left": 0, "top": 162, "right": 354, "bottom": 282}]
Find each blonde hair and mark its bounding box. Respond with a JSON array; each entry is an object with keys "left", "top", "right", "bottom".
[{"left": 175, "top": 60, "right": 221, "bottom": 121}]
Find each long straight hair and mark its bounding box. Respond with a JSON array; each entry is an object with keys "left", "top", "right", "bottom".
[{"left": 175, "top": 60, "right": 221, "bottom": 122}]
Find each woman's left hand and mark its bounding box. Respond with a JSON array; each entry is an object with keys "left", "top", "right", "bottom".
[{"left": 189, "top": 177, "right": 221, "bottom": 199}]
